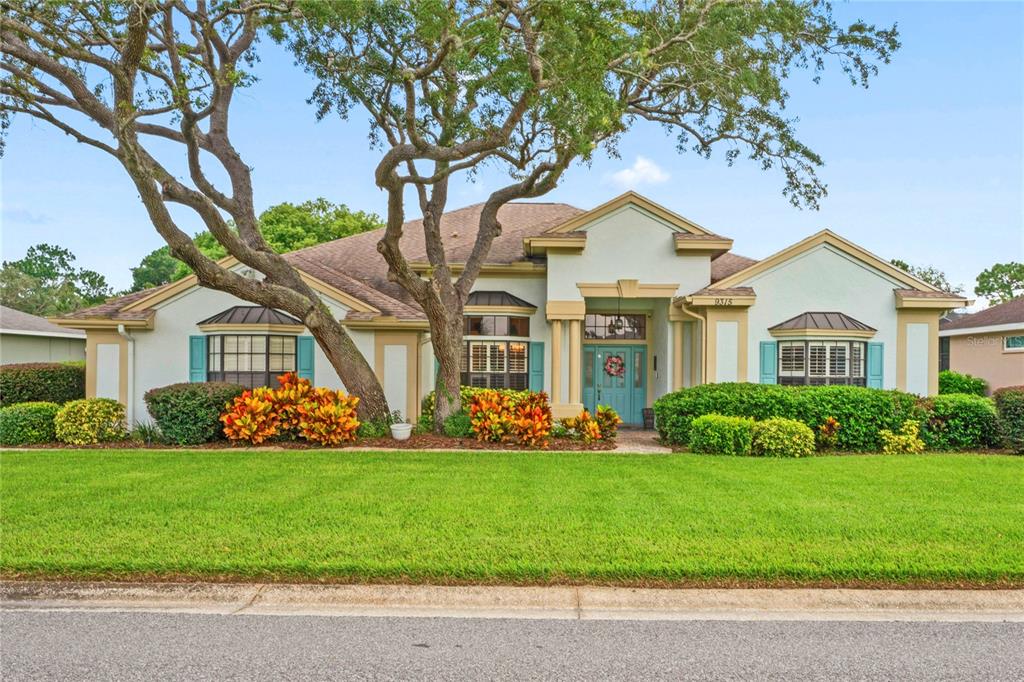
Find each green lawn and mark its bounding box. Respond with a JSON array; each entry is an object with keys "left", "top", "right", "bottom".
[{"left": 2, "top": 449, "right": 1022, "bottom": 586}]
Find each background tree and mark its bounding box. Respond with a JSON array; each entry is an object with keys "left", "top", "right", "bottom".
[
  {"left": 289, "top": 0, "right": 899, "bottom": 428},
  {"left": 1, "top": 1, "right": 390, "bottom": 419},
  {"left": 975, "top": 262, "right": 1024, "bottom": 306},
  {"left": 129, "top": 198, "right": 383, "bottom": 291},
  {"left": 890, "top": 259, "right": 963, "bottom": 294},
  {"left": 1, "top": 243, "right": 112, "bottom": 316}
]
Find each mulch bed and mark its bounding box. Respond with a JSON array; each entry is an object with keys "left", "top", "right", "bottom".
[{"left": 8, "top": 435, "right": 617, "bottom": 451}]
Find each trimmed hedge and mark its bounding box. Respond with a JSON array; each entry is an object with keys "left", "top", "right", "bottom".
[
  {"left": 145, "top": 382, "right": 246, "bottom": 445},
  {"left": 654, "top": 383, "right": 920, "bottom": 451},
  {"left": 920, "top": 394, "right": 997, "bottom": 450},
  {"left": 938, "top": 370, "right": 988, "bottom": 396},
  {"left": 0, "top": 362, "right": 85, "bottom": 407},
  {"left": 751, "top": 418, "right": 816, "bottom": 458},
  {"left": 54, "top": 398, "right": 127, "bottom": 445},
  {"left": 689, "top": 415, "right": 753, "bottom": 456},
  {"left": 0, "top": 401, "right": 60, "bottom": 445},
  {"left": 994, "top": 386, "right": 1024, "bottom": 454}
]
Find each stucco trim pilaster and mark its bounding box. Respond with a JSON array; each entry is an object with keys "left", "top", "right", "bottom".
[
  {"left": 374, "top": 331, "right": 422, "bottom": 422},
  {"left": 896, "top": 309, "right": 940, "bottom": 395},
  {"left": 84, "top": 330, "right": 129, "bottom": 405},
  {"left": 705, "top": 307, "right": 749, "bottom": 383}
]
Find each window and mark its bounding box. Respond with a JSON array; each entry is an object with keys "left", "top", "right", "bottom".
[
  {"left": 939, "top": 337, "right": 950, "bottom": 370},
  {"left": 464, "top": 315, "right": 530, "bottom": 337},
  {"left": 584, "top": 314, "right": 646, "bottom": 340},
  {"left": 460, "top": 340, "right": 529, "bottom": 389},
  {"left": 778, "top": 340, "right": 867, "bottom": 387},
  {"left": 207, "top": 334, "right": 296, "bottom": 388},
  {"left": 1005, "top": 335, "right": 1024, "bottom": 351}
]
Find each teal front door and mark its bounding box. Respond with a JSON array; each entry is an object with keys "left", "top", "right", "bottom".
[{"left": 583, "top": 345, "right": 646, "bottom": 425}]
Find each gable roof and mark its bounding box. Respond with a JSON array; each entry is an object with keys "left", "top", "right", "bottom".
[
  {"left": 709, "top": 229, "right": 947, "bottom": 293},
  {"left": 0, "top": 305, "right": 85, "bottom": 337},
  {"left": 941, "top": 297, "right": 1024, "bottom": 332},
  {"left": 542, "top": 191, "right": 721, "bottom": 237}
]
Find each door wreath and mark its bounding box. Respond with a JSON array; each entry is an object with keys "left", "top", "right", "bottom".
[{"left": 604, "top": 354, "right": 625, "bottom": 378}]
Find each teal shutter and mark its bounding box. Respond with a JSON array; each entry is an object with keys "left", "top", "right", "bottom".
[
  {"left": 759, "top": 341, "right": 777, "bottom": 384},
  {"left": 529, "top": 341, "right": 545, "bottom": 392},
  {"left": 867, "top": 342, "right": 884, "bottom": 389},
  {"left": 188, "top": 335, "right": 206, "bottom": 383},
  {"left": 297, "top": 336, "right": 315, "bottom": 383}
]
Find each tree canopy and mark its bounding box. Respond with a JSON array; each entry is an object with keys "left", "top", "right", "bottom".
[
  {"left": 890, "top": 259, "right": 963, "bottom": 295},
  {"left": 130, "top": 198, "right": 383, "bottom": 291},
  {"left": 0, "top": 244, "right": 112, "bottom": 316},
  {"left": 975, "top": 262, "right": 1024, "bottom": 306}
]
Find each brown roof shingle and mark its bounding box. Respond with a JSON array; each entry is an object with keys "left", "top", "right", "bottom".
[
  {"left": 0, "top": 305, "right": 85, "bottom": 336},
  {"left": 941, "top": 297, "right": 1024, "bottom": 330}
]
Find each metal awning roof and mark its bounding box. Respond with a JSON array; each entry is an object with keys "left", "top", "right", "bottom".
[
  {"left": 769, "top": 311, "right": 875, "bottom": 332},
  {"left": 466, "top": 291, "right": 537, "bottom": 309},
  {"left": 198, "top": 306, "right": 301, "bottom": 326}
]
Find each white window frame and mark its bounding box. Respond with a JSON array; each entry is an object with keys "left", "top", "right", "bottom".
[{"left": 1004, "top": 335, "right": 1024, "bottom": 353}]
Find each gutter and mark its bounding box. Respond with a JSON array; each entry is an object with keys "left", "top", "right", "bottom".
[
  {"left": 672, "top": 297, "right": 708, "bottom": 385},
  {"left": 117, "top": 324, "right": 135, "bottom": 425}
]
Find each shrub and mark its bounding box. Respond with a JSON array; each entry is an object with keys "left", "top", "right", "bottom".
[
  {"left": 510, "top": 392, "right": 553, "bottom": 447},
  {"left": 879, "top": 420, "right": 925, "bottom": 454},
  {"left": 442, "top": 411, "right": 474, "bottom": 438},
  {"left": 654, "top": 383, "right": 920, "bottom": 450},
  {"left": 467, "top": 389, "right": 552, "bottom": 446},
  {"left": 130, "top": 420, "right": 165, "bottom": 446},
  {"left": 469, "top": 390, "right": 515, "bottom": 442},
  {"left": 423, "top": 386, "right": 527, "bottom": 419},
  {"left": 752, "top": 418, "right": 816, "bottom": 458},
  {"left": 144, "top": 382, "right": 245, "bottom": 445},
  {"left": 272, "top": 372, "right": 315, "bottom": 434},
  {"left": 0, "top": 362, "right": 85, "bottom": 407},
  {"left": 993, "top": 386, "right": 1024, "bottom": 454},
  {"left": 221, "top": 387, "right": 280, "bottom": 444},
  {"left": 296, "top": 388, "right": 361, "bottom": 445},
  {"left": 0, "top": 401, "right": 60, "bottom": 445},
  {"left": 938, "top": 370, "right": 988, "bottom": 396},
  {"left": 689, "top": 414, "right": 754, "bottom": 456},
  {"left": 357, "top": 418, "right": 391, "bottom": 439},
  {"left": 920, "top": 394, "right": 997, "bottom": 450},
  {"left": 817, "top": 416, "right": 841, "bottom": 450},
  {"left": 560, "top": 410, "right": 602, "bottom": 443},
  {"left": 54, "top": 398, "right": 127, "bottom": 445},
  {"left": 595, "top": 405, "right": 623, "bottom": 441}
]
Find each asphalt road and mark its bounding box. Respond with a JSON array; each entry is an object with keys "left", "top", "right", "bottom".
[{"left": 3, "top": 610, "right": 1022, "bottom": 681}]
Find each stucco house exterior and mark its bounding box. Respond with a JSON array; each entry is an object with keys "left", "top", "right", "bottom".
[
  {"left": 939, "top": 297, "right": 1024, "bottom": 392},
  {"left": 53, "top": 192, "right": 966, "bottom": 426},
  {"left": 1, "top": 305, "right": 85, "bottom": 364}
]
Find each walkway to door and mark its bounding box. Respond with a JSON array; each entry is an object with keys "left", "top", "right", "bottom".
[{"left": 614, "top": 430, "right": 671, "bottom": 454}]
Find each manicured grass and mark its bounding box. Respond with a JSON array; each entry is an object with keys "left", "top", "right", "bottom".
[{"left": 2, "top": 449, "right": 1022, "bottom": 586}]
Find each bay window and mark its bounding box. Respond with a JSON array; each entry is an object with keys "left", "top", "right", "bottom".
[
  {"left": 207, "top": 334, "right": 296, "bottom": 388},
  {"left": 778, "top": 340, "right": 866, "bottom": 386},
  {"left": 458, "top": 314, "right": 531, "bottom": 389}
]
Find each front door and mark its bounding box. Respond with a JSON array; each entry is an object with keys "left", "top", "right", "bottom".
[{"left": 583, "top": 345, "right": 646, "bottom": 425}]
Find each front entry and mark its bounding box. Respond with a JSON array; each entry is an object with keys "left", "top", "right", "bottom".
[{"left": 583, "top": 345, "right": 647, "bottom": 425}]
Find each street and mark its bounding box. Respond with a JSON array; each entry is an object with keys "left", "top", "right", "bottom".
[{"left": 3, "top": 610, "right": 1022, "bottom": 681}]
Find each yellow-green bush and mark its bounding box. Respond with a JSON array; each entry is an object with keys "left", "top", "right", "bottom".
[
  {"left": 752, "top": 418, "right": 816, "bottom": 458},
  {"left": 54, "top": 398, "right": 127, "bottom": 445},
  {"left": 879, "top": 420, "right": 925, "bottom": 454},
  {"left": 689, "top": 414, "right": 754, "bottom": 456}
]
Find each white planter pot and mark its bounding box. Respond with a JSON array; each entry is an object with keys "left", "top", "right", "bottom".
[{"left": 390, "top": 423, "right": 414, "bottom": 441}]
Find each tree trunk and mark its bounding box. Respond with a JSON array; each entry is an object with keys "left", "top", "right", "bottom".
[{"left": 431, "top": 306, "right": 465, "bottom": 431}]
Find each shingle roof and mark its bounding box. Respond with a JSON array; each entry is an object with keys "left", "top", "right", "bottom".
[
  {"left": 690, "top": 286, "right": 756, "bottom": 297},
  {"left": 466, "top": 290, "right": 537, "bottom": 309},
  {"left": 769, "top": 311, "right": 876, "bottom": 333},
  {"left": 0, "top": 305, "right": 85, "bottom": 336},
  {"left": 941, "top": 297, "right": 1024, "bottom": 330},
  {"left": 710, "top": 253, "right": 758, "bottom": 283},
  {"left": 197, "top": 306, "right": 301, "bottom": 326}
]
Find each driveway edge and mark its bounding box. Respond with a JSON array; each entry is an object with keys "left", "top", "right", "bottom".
[{"left": 3, "top": 581, "right": 1022, "bottom": 622}]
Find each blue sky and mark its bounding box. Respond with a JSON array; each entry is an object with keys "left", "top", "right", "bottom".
[{"left": 2, "top": 2, "right": 1022, "bottom": 297}]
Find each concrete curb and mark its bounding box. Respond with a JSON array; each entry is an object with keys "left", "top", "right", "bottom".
[{"left": 3, "top": 582, "right": 1022, "bottom": 622}]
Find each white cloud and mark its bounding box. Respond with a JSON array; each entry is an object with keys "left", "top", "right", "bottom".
[{"left": 606, "top": 156, "right": 670, "bottom": 188}]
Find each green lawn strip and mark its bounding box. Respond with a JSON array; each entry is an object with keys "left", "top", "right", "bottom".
[{"left": 1, "top": 450, "right": 1021, "bottom": 586}]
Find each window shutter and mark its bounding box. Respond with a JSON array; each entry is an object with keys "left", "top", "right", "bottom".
[
  {"left": 867, "top": 342, "right": 884, "bottom": 389},
  {"left": 528, "top": 341, "right": 544, "bottom": 392},
  {"left": 297, "top": 336, "right": 315, "bottom": 383},
  {"left": 188, "top": 335, "right": 206, "bottom": 383},
  {"left": 759, "top": 341, "right": 777, "bottom": 384}
]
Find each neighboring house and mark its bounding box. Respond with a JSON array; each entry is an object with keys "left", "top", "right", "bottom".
[
  {"left": 53, "top": 192, "right": 966, "bottom": 426},
  {"left": 0, "top": 305, "right": 86, "bottom": 364},
  {"left": 939, "top": 297, "right": 1024, "bottom": 392}
]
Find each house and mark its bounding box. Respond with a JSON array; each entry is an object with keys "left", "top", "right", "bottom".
[
  {"left": 52, "top": 192, "right": 966, "bottom": 426},
  {"left": 939, "top": 297, "right": 1024, "bottom": 392},
  {"left": 1, "top": 305, "right": 85, "bottom": 364}
]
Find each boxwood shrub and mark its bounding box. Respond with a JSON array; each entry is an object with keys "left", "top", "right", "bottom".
[
  {"left": 993, "top": 386, "right": 1024, "bottom": 454},
  {"left": 751, "top": 417, "right": 816, "bottom": 458},
  {"left": 920, "top": 394, "right": 997, "bottom": 450},
  {"left": 689, "top": 414, "right": 754, "bottom": 456},
  {"left": 0, "top": 401, "right": 61, "bottom": 445},
  {"left": 144, "top": 382, "right": 246, "bottom": 445},
  {"left": 654, "top": 383, "right": 920, "bottom": 451},
  {"left": 938, "top": 370, "right": 988, "bottom": 396},
  {"left": 54, "top": 398, "right": 127, "bottom": 445},
  {"left": 0, "top": 362, "right": 85, "bottom": 407}
]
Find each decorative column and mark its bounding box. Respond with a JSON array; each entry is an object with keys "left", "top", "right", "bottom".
[
  {"left": 568, "top": 319, "right": 582, "bottom": 405},
  {"left": 672, "top": 320, "right": 684, "bottom": 391},
  {"left": 550, "top": 319, "right": 563, "bottom": 404}
]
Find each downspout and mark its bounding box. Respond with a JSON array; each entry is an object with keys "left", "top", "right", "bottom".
[
  {"left": 117, "top": 324, "right": 135, "bottom": 426},
  {"left": 674, "top": 298, "right": 707, "bottom": 385}
]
